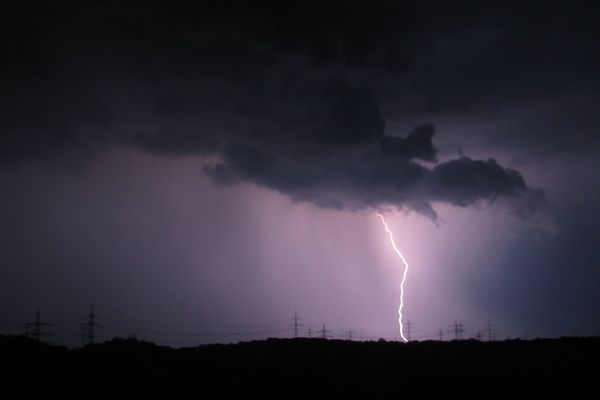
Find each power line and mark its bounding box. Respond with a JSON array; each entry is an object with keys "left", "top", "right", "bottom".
[
  {"left": 97, "top": 317, "right": 279, "bottom": 330},
  {"left": 1, "top": 310, "right": 511, "bottom": 347},
  {"left": 96, "top": 324, "right": 290, "bottom": 337}
]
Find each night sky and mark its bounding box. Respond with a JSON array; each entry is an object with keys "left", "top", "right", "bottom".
[{"left": 1, "top": 1, "right": 599, "bottom": 346}]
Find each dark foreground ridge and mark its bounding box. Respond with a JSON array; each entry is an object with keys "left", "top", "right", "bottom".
[{"left": 2, "top": 335, "right": 598, "bottom": 394}]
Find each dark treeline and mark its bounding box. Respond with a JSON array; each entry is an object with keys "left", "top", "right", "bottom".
[{"left": 2, "top": 335, "right": 597, "bottom": 395}]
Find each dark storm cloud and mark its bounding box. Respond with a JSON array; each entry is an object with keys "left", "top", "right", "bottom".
[
  {"left": 4, "top": 0, "right": 598, "bottom": 217},
  {"left": 382, "top": 124, "right": 436, "bottom": 162},
  {"left": 205, "top": 140, "right": 543, "bottom": 220}
]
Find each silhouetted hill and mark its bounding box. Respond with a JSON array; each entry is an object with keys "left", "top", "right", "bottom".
[{"left": 2, "top": 335, "right": 598, "bottom": 395}]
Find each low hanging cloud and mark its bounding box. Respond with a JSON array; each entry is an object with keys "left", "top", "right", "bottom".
[{"left": 203, "top": 125, "right": 545, "bottom": 220}]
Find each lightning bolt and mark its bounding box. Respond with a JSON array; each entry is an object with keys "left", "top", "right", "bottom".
[{"left": 376, "top": 213, "right": 409, "bottom": 343}]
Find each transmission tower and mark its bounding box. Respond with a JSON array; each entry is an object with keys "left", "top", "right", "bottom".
[
  {"left": 289, "top": 311, "right": 303, "bottom": 338},
  {"left": 450, "top": 319, "right": 465, "bottom": 340},
  {"left": 317, "top": 323, "right": 331, "bottom": 339},
  {"left": 27, "top": 309, "right": 51, "bottom": 341},
  {"left": 84, "top": 305, "right": 98, "bottom": 345},
  {"left": 486, "top": 322, "right": 495, "bottom": 342}
]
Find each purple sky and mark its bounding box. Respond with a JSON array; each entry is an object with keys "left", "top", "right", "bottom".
[
  {"left": 1, "top": 1, "right": 599, "bottom": 346},
  {"left": 1, "top": 144, "right": 595, "bottom": 345}
]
